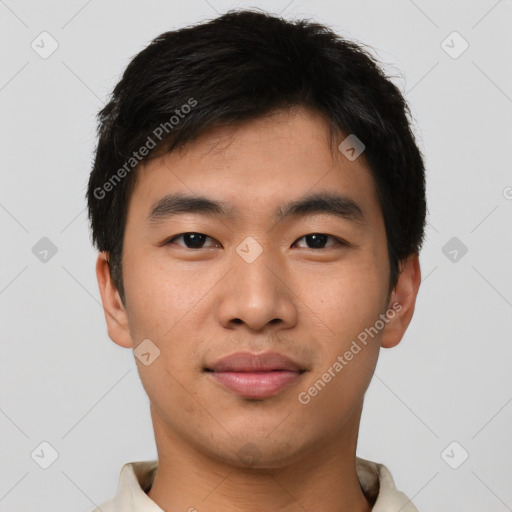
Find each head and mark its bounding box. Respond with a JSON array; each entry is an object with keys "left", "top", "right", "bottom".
[{"left": 87, "top": 10, "right": 426, "bottom": 467}]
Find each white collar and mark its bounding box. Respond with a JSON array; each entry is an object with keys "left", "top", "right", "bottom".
[{"left": 93, "top": 457, "right": 419, "bottom": 512}]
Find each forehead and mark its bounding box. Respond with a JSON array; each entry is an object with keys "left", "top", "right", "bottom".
[{"left": 128, "top": 107, "right": 381, "bottom": 226}]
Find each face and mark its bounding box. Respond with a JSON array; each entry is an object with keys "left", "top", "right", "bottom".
[{"left": 97, "top": 106, "right": 420, "bottom": 469}]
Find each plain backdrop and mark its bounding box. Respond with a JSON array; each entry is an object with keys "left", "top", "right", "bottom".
[{"left": 1, "top": 0, "right": 511, "bottom": 511}]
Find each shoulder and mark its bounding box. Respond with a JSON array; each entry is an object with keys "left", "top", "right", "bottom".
[
  {"left": 90, "top": 498, "right": 115, "bottom": 512},
  {"left": 356, "top": 457, "right": 419, "bottom": 512}
]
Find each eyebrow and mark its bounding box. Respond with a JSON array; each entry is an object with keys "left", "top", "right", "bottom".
[{"left": 147, "top": 192, "right": 366, "bottom": 225}]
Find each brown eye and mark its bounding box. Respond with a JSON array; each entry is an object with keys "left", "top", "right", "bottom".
[
  {"left": 165, "top": 233, "right": 219, "bottom": 249},
  {"left": 292, "top": 233, "right": 346, "bottom": 249}
]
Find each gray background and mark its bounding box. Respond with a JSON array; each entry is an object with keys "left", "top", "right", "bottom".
[{"left": 1, "top": 0, "right": 511, "bottom": 510}]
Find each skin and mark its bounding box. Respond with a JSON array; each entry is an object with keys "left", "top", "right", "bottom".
[{"left": 96, "top": 106, "right": 421, "bottom": 512}]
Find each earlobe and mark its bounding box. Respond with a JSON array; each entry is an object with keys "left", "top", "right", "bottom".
[
  {"left": 95, "top": 251, "right": 133, "bottom": 349},
  {"left": 381, "top": 253, "right": 421, "bottom": 349}
]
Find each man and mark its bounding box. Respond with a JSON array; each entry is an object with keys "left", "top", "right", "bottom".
[{"left": 87, "top": 9, "right": 426, "bottom": 511}]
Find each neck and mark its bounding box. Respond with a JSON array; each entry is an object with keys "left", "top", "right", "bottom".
[{"left": 147, "top": 403, "right": 373, "bottom": 512}]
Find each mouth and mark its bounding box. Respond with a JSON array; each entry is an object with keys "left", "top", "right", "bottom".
[
  {"left": 205, "top": 369, "right": 306, "bottom": 399},
  {"left": 204, "top": 351, "right": 307, "bottom": 399}
]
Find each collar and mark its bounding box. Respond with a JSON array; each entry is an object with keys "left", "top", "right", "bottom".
[{"left": 96, "top": 457, "right": 419, "bottom": 512}]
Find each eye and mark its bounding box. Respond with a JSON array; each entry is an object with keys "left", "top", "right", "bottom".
[
  {"left": 164, "top": 232, "right": 220, "bottom": 249},
  {"left": 163, "top": 232, "right": 347, "bottom": 250},
  {"left": 292, "top": 233, "right": 347, "bottom": 249}
]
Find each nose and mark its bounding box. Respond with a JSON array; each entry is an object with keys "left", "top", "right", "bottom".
[{"left": 215, "top": 244, "right": 299, "bottom": 332}]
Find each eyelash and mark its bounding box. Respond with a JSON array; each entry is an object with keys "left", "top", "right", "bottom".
[{"left": 163, "top": 232, "right": 349, "bottom": 250}]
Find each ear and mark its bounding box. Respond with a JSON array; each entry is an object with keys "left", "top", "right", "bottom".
[
  {"left": 95, "top": 251, "right": 133, "bottom": 349},
  {"left": 381, "top": 253, "right": 421, "bottom": 349}
]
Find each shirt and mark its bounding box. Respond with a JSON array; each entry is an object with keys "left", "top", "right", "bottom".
[{"left": 92, "top": 457, "right": 419, "bottom": 512}]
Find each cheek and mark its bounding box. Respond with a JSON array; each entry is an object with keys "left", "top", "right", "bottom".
[
  {"left": 123, "top": 252, "right": 203, "bottom": 338},
  {"left": 122, "top": 257, "right": 213, "bottom": 388},
  {"left": 298, "top": 259, "right": 387, "bottom": 341}
]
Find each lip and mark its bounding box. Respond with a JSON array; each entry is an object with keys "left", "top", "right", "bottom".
[{"left": 205, "top": 351, "right": 306, "bottom": 399}]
